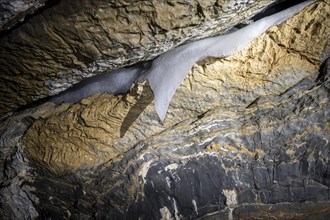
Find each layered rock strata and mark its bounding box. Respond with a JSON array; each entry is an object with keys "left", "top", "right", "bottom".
[
  {"left": 22, "top": 0, "right": 330, "bottom": 173},
  {"left": 0, "top": 0, "right": 282, "bottom": 116},
  {"left": 0, "top": 0, "right": 329, "bottom": 219},
  {"left": 0, "top": 0, "right": 47, "bottom": 31},
  {"left": 4, "top": 57, "right": 330, "bottom": 219}
]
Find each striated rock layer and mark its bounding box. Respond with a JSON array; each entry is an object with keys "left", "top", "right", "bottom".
[
  {"left": 0, "top": 0, "right": 282, "bottom": 116},
  {"left": 0, "top": 0, "right": 329, "bottom": 219},
  {"left": 22, "top": 0, "right": 330, "bottom": 174},
  {"left": 14, "top": 59, "right": 330, "bottom": 219},
  {"left": 0, "top": 0, "right": 48, "bottom": 31}
]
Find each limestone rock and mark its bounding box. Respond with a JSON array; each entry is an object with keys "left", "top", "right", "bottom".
[
  {"left": 20, "top": 0, "right": 329, "bottom": 176},
  {"left": 0, "top": 0, "right": 47, "bottom": 31},
  {"left": 0, "top": 0, "right": 329, "bottom": 219},
  {"left": 171, "top": 0, "right": 329, "bottom": 119},
  {"left": 0, "top": 0, "right": 280, "bottom": 116},
  {"left": 9, "top": 54, "right": 330, "bottom": 219},
  {"left": 22, "top": 92, "right": 153, "bottom": 173},
  {"left": 0, "top": 103, "right": 53, "bottom": 219}
]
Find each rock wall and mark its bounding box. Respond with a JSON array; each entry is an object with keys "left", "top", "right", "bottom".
[
  {"left": 22, "top": 0, "right": 329, "bottom": 174},
  {"left": 0, "top": 0, "right": 48, "bottom": 31},
  {"left": 0, "top": 0, "right": 329, "bottom": 219},
  {"left": 0, "top": 0, "right": 280, "bottom": 116}
]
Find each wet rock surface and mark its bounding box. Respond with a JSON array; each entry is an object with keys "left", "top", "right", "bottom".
[
  {"left": 0, "top": 0, "right": 281, "bottom": 116},
  {"left": 0, "top": 0, "right": 329, "bottom": 219}
]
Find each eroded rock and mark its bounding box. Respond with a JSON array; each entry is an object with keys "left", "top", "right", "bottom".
[
  {"left": 20, "top": 0, "right": 329, "bottom": 175},
  {"left": 15, "top": 55, "right": 330, "bottom": 219},
  {"left": 22, "top": 92, "right": 155, "bottom": 173},
  {"left": 0, "top": 0, "right": 281, "bottom": 116},
  {"left": 0, "top": 0, "right": 329, "bottom": 219},
  {"left": 0, "top": 0, "right": 48, "bottom": 31}
]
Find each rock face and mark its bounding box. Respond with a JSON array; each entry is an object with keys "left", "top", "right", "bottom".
[
  {"left": 0, "top": 0, "right": 47, "bottom": 31},
  {"left": 0, "top": 0, "right": 281, "bottom": 116},
  {"left": 0, "top": 0, "right": 329, "bottom": 219},
  {"left": 22, "top": 0, "right": 330, "bottom": 174}
]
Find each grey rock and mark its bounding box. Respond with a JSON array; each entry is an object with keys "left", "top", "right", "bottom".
[
  {"left": 0, "top": 2, "right": 328, "bottom": 219},
  {"left": 1, "top": 57, "right": 328, "bottom": 219},
  {"left": 0, "top": 113, "right": 39, "bottom": 219},
  {"left": 0, "top": 0, "right": 48, "bottom": 31}
]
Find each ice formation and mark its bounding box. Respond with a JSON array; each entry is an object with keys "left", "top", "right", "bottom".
[
  {"left": 50, "top": 62, "right": 151, "bottom": 104},
  {"left": 50, "top": 0, "right": 314, "bottom": 121},
  {"left": 141, "top": 0, "right": 315, "bottom": 121}
]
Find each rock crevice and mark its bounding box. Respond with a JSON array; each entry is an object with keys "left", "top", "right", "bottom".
[
  {"left": 0, "top": 0, "right": 329, "bottom": 219},
  {"left": 0, "top": 0, "right": 282, "bottom": 116}
]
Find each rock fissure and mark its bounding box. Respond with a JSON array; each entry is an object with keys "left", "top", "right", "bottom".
[{"left": 0, "top": 0, "right": 329, "bottom": 219}]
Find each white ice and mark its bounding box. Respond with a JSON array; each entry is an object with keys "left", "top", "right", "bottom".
[
  {"left": 50, "top": 62, "right": 150, "bottom": 104},
  {"left": 141, "top": 0, "right": 315, "bottom": 121},
  {"left": 50, "top": 1, "right": 314, "bottom": 121}
]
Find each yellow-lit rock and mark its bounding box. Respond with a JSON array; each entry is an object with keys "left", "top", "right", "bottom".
[
  {"left": 0, "top": 0, "right": 280, "bottom": 116},
  {"left": 22, "top": 0, "right": 329, "bottom": 174}
]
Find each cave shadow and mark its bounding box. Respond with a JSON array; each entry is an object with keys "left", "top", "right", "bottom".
[
  {"left": 120, "top": 84, "right": 154, "bottom": 138},
  {"left": 251, "top": 0, "right": 307, "bottom": 22},
  {"left": 316, "top": 57, "right": 330, "bottom": 83}
]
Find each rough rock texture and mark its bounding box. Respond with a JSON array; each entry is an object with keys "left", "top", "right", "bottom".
[
  {"left": 0, "top": 109, "right": 41, "bottom": 219},
  {"left": 22, "top": 0, "right": 330, "bottom": 174},
  {"left": 0, "top": 0, "right": 281, "bottom": 116},
  {"left": 22, "top": 94, "right": 151, "bottom": 173},
  {"left": 6, "top": 57, "right": 330, "bottom": 219},
  {"left": 0, "top": 0, "right": 48, "bottom": 31},
  {"left": 0, "top": 0, "right": 329, "bottom": 219}
]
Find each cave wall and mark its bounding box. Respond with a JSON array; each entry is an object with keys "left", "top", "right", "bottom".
[
  {"left": 0, "top": 0, "right": 329, "bottom": 219},
  {"left": 0, "top": 0, "right": 281, "bottom": 116},
  {"left": 0, "top": 0, "right": 48, "bottom": 31}
]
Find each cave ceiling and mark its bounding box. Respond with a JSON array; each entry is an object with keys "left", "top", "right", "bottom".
[
  {"left": 0, "top": 0, "right": 286, "bottom": 117},
  {"left": 0, "top": 0, "right": 329, "bottom": 219}
]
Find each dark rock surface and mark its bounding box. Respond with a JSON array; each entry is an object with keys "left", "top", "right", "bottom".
[
  {"left": 0, "top": 112, "right": 39, "bottom": 219},
  {"left": 0, "top": 1, "right": 329, "bottom": 219},
  {"left": 0, "top": 0, "right": 48, "bottom": 31},
  {"left": 1, "top": 59, "right": 329, "bottom": 219}
]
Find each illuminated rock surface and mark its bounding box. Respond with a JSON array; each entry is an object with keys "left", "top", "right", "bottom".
[
  {"left": 0, "top": 0, "right": 283, "bottom": 116},
  {"left": 0, "top": 0, "right": 329, "bottom": 219}
]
